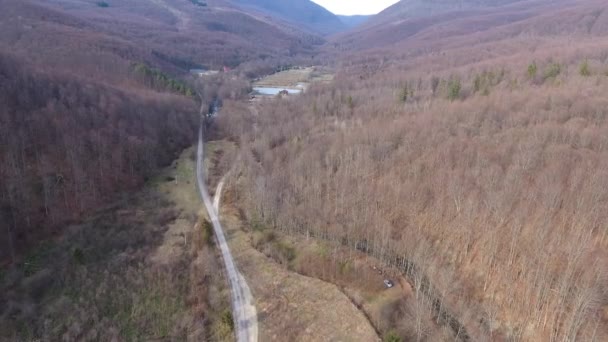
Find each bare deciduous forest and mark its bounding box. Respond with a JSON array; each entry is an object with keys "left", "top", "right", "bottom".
[
  {"left": 0, "top": 53, "right": 198, "bottom": 261},
  {"left": 3, "top": 0, "right": 608, "bottom": 340},
  {"left": 217, "top": 4, "right": 608, "bottom": 338},
  {"left": 0, "top": 0, "right": 300, "bottom": 339},
  {"left": 0, "top": 0, "right": 315, "bottom": 264}
]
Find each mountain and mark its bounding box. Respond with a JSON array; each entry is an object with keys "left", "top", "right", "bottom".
[
  {"left": 370, "top": 0, "right": 525, "bottom": 25},
  {"left": 228, "top": 0, "right": 347, "bottom": 35},
  {"left": 331, "top": 0, "right": 608, "bottom": 56},
  {"left": 337, "top": 15, "right": 371, "bottom": 29},
  {"left": 0, "top": 0, "right": 324, "bottom": 263},
  {"left": 0, "top": 0, "right": 323, "bottom": 73},
  {"left": 218, "top": 0, "right": 608, "bottom": 339}
]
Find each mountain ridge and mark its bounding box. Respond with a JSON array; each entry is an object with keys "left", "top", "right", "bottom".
[
  {"left": 228, "top": 0, "right": 347, "bottom": 35},
  {"left": 330, "top": 0, "right": 607, "bottom": 57}
]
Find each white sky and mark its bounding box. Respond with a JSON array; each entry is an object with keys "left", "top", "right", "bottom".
[{"left": 311, "top": 0, "right": 400, "bottom": 16}]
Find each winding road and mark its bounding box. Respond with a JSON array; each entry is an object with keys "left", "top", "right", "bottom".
[{"left": 196, "top": 120, "right": 258, "bottom": 342}]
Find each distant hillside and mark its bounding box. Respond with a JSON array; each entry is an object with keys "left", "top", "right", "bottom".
[
  {"left": 229, "top": 0, "right": 347, "bottom": 35},
  {"left": 337, "top": 15, "right": 371, "bottom": 29},
  {"left": 330, "top": 0, "right": 608, "bottom": 56},
  {"left": 0, "top": 0, "right": 323, "bottom": 73},
  {"left": 370, "top": 0, "right": 525, "bottom": 26}
]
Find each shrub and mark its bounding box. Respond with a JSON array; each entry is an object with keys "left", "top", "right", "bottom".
[
  {"left": 252, "top": 229, "right": 275, "bottom": 249},
  {"left": 543, "top": 62, "right": 561, "bottom": 80},
  {"left": 276, "top": 240, "right": 296, "bottom": 263},
  {"left": 347, "top": 95, "right": 354, "bottom": 109},
  {"left": 251, "top": 218, "right": 268, "bottom": 232},
  {"left": 474, "top": 74, "right": 483, "bottom": 92},
  {"left": 72, "top": 248, "right": 85, "bottom": 265},
  {"left": 338, "top": 260, "right": 352, "bottom": 274},
  {"left": 474, "top": 70, "right": 500, "bottom": 95},
  {"left": 212, "top": 309, "right": 234, "bottom": 340},
  {"left": 527, "top": 62, "right": 537, "bottom": 79},
  {"left": 220, "top": 309, "right": 234, "bottom": 331},
  {"left": 200, "top": 218, "right": 214, "bottom": 246},
  {"left": 96, "top": 1, "right": 109, "bottom": 7},
  {"left": 384, "top": 330, "right": 402, "bottom": 342},
  {"left": 21, "top": 242, "right": 53, "bottom": 277},
  {"left": 431, "top": 76, "right": 440, "bottom": 94},
  {"left": 398, "top": 87, "right": 407, "bottom": 103},
  {"left": 447, "top": 78, "right": 461, "bottom": 101},
  {"left": 579, "top": 60, "right": 591, "bottom": 77},
  {"left": 398, "top": 85, "right": 413, "bottom": 103}
]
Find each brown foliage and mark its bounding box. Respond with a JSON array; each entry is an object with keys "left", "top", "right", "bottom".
[
  {"left": 219, "top": 49, "right": 608, "bottom": 340},
  {"left": 0, "top": 0, "right": 322, "bottom": 74},
  {"left": 0, "top": 54, "right": 198, "bottom": 261}
]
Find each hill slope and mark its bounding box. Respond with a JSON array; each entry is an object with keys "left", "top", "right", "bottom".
[
  {"left": 0, "top": 0, "right": 323, "bottom": 262},
  {"left": 331, "top": 0, "right": 608, "bottom": 59},
  {"left": 229, "top": 0, "right": 347, "bottom": 35},
  {"left": 371, "top": 0, "right": 525, "bottom": 24},
  {"left": 216, "top": 0, "right": 608, "bottom": 340},
  {"left": 0, "top": 0, "right": 323, "bottom": 73}
]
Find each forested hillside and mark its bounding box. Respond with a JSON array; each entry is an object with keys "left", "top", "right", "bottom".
[
  {"left": 0, "top": 0, "right": 320, "bottom": 339},
  {"left": 0, "top": 0, "right": 322, "bottom": 263},
  {"left": 0, "top": 53, "right": 198, "bottom": 262},
  {"left": 216, "top": 0, "right": 608, "bottom": 340},
  {"left": 0, "top": 0, "right": 322, "bottom": 74},
  {"left": 3, "top": 0, "right": 608, "bottom": 340},
  {"left": 369, "top": 0, "right": 525, "bottom": 25},
  {"left": 332, "top": 0, "right": 608, "bottom": 57},
  {"left": 223, "top": 50, "right": 608, "bottom": 342}
]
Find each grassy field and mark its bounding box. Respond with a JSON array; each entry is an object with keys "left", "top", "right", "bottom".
[
  {"left": 248, "top": 222, "right": 453, "bottom": 341},
  {"left": 254, "top": 67, "right": 334, "bottom": 88},
  {"left": 0, "top": 147, "right": 233, "bottom": 341}
]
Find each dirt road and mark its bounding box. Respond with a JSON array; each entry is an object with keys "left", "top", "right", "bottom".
[
  {"left": 209, "top": 143, "right": 380, "bottom": 341},
  {"left": 197, "top": 121, "right": 258, "bottom": 342}
]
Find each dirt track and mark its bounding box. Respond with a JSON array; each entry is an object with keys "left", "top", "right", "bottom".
[
  {"left": 211, "top": 168, "right": 380, "bottom": 341},
  {"left": 197, "top": 122, "right": 258, "bottom": 342}
]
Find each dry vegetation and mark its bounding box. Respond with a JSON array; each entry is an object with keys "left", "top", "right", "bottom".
[
  {"left": 216, "top": 5, "right": 608, "bottom": 338},
  {"left": 248, "top": 217, "right": 455, "bottom": 341},
  {"left": 0, "top": 0, "right": 319, "bottom": 263},
  {"left": 3, "top": 0, "right": 608, "bottom": 340},
  {"left": 206, "top": 151, "right": 381, "bottom": 341},
  {"left": 0, "top": 148, "right": 233, "bottom": 341},
  {"left": 0, "top": 53, "right": 200, "bottom": 263},
  {"left": 0, "top": 0, "right": 322, "bottom": 73},
  {"left": 0, "top": 0, "right": 301, "bottom": 336}
]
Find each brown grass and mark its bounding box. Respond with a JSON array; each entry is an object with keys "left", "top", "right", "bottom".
[{"left": 250, "top": 220, "right": 456, "bottom": 341}]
